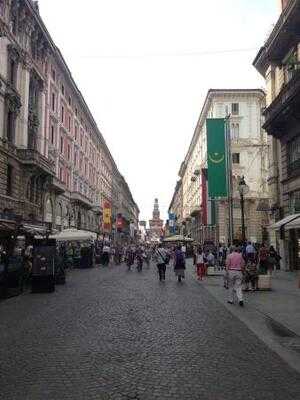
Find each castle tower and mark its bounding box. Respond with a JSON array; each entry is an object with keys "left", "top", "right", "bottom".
[{"left": 149, "top": 198, "right": 164, "bottom": 238}]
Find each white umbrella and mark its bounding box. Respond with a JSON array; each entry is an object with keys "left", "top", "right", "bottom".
[
  {"left": 50, "top": 228, "right": 97, "bottom": 242},
  {"left": 163, "top": 235, "right": 194, "bottom": 243}
]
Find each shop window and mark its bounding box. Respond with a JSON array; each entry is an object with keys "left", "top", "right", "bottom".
[{"left": 6, "top": 165, "right": 13, "bottom": 196}]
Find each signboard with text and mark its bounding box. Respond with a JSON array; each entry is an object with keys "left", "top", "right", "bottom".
[{"left": 103, "top": 201, "right": 112, "bottom": 232}]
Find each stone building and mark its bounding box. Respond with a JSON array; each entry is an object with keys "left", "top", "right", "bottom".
[
  {"left": 168, "top": 179, "right": 183, "bottom": 235},
  {"left": 0, "top": 0, "right": 138, "bottom": 236},
  {"left": 170, "top": 89, "right": 269, "bottom": 244},
  {"left": 253, "top": 0, "right": 300, "bottom": 270}
]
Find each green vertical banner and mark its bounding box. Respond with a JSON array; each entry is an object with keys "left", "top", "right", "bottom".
[{"left": 206, "top": 118, "right": 228, "bottom": 198}]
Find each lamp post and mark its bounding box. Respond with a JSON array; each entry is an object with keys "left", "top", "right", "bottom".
[{"left": 238, "top": 176, "right": 249, "bottom": 243}]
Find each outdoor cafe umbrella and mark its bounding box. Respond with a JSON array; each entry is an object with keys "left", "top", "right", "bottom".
[
  {"left": 163, "top": 235, "right": 194, "bottom": 243},
  {"left": 50, "top": 228, "right": 97, "bottom": 242}
]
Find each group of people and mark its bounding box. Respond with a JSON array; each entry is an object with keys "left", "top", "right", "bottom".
[{"left": 193, "top": 241, "right": 281, "bottom": 307}]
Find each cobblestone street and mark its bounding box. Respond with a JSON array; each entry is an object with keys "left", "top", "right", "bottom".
[{"left": 1, "top": 263, "right": 300, "bottom": 400}]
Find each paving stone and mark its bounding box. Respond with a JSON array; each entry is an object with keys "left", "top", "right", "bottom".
[{"left": 0, "top": 263, "right": 299, "bottom": 399}]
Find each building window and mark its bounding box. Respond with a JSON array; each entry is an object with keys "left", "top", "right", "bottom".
[
  {"left": 9, "top": 58, "right": 17, "bottom": 86},
  {"left": 61, "top": 84, "right": 65, "bottom": 95},
  {"left": 60, "top": 136, "right": 64, "bottom": 153},
  {"left": 68, "top": 116, "right": 71, "bottom": 131},
  {"left": 67, "top": 144, "right": 71, "bottom": 160},
  {"left": 6, "top": 165, "right": 13, "bottom": 196},
  {"left": 59, "top": 167, "right": 63, "bottom": 182},
  {"left": 51, "top": 93, "right": 55, "bottom": 112},
  {"left": 6, "top": 110, "right": 15, "bottom": 143},
  {"left": 75, "top": 108, "right": 78, "bottom": 116},
  {"left": 68, "top": 96, "right": 71, "bottom": 106},
  {"left": 50, "top": 125, "right": 55, "bottom": 144},
  {"left": 51, "top": 68, "right": 56, "bottom": 82},
  {"left": 288, "top": 135, "right": 300, "bottom": 172},
  {"left": 74, "top": 151, "right": 77, "bottom": 166},
  {"left": 75, "top": 125, "right": 78, "bottom": 140},
  {"left": 61, "top": 106, "right": 64, "bottom": 123},
  {"left": 290, "top": 190, "right": 300, "bottom": 213},
  {"left": 231, "top": 103, "right": 239, "bottom": 115},
  {"left": 231, "top": 123, "right": 240, "bottom": 140},
  {"left": 232, "top": 153, "right": 240, "bottom": 164}
]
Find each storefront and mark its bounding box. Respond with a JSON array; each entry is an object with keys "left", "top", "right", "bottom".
[{"left": 270, "top": 214, "right": 300, "bottom": 271}]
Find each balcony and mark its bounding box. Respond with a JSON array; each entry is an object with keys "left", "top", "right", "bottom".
[
  {"left": 50, "top": 177, "right": 65, "bottom": 194},
  {"left": 92, "top": 205, "right": 103, "bottom": 214},
  {"left": 190, "top": 205, "right": 201, "bottom": 217},
  {"left": 263, "top": 69, "right": 300, "bottom": 137},
  {"left": 17, "top": 148, "right": 55, "bottom": 176},
  {"left": 71, "top": 191, "right": 93, "bottom": 209}
]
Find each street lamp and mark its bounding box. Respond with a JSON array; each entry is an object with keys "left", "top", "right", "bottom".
[{"left": 238, "top": 176, "right": 249, "bottom": 243}]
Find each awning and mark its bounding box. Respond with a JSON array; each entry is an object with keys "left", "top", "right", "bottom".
[
  {"left": 270, "top": 214, "right": 300, "bottom": 230},
  {"left": 50, "top": 228, "right": 97, "bottom": 241},
  {"left": 286, "top": 217, "right": 300, "bottom": 230}
]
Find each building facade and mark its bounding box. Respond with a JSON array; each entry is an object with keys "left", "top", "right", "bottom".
[
  {"left": 0, "top": 0, "right": 138, "bottom": 237},
  {"left": 170, "top": 89, "right": 269, "bottom": 244},
  {"left": 168, "top": 179, "right": 183, "bottom": 235},
  {"left": 253, "top": 0, "right": 300, "bottom": 270}
]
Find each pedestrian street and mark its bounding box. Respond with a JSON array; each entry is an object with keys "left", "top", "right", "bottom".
[{"left": 0, "top": 261, "right": 299, "bottom": 400}]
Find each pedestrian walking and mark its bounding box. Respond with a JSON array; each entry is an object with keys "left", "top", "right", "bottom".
[
  {"left": 154, "top": 243, "right": 168, "bottom": 281},
  {"left": 102, "top": 243, "right": 111, "bottom": 266},
  {"left": 267, "top": 246, "right": 278, "bottom": 275},
  {"left": 207, "top": 250, "right": 215, "bottom": 272},
  {"left": 226, "top": 246, "right": 245, "bottom": 306},
  {"left": 195, "top": 247, "right": 206, "bottom": 281},
  {"left": 258, "top": 243, "right": 269, "bottom": 274},
  {"left": 245, "top": 241, "right": 256, "bottom": 263},
  {"left": 174, "top": 245, "right": 186, "bottom": 283}
]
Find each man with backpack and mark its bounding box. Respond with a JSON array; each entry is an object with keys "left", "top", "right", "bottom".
[{"left": 154, "top": 243, "right": 169, "bottom": 281}]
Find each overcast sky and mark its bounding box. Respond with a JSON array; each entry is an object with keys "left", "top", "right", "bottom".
[{"left": 38, "top": 0, "right": 279, "bottom": 223}]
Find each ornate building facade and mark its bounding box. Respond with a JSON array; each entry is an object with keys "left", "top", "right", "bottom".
[
  {"left": 169, "top": 89, "right": 269, "bottom": 244},
  {"left": 0, "top": 0, "right": 138, "bottom": 235}
]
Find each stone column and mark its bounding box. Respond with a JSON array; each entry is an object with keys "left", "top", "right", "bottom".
[
  {"left": 0, "top": 37, "right": 8, "bottom": 139},
  {"left": 38, "top": 88, "right": 46, "bottom": 155},
  {"left": 15, "top": 62, "right": 30, "bottom": 148}
]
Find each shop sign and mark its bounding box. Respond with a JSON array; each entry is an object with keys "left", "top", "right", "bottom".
[{"left": 103, "top": 201, "right": 112, "bottom": 232}]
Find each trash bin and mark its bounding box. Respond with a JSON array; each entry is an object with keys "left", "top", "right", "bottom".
[
  {"left": 79, "top": 246, "right": 93, "bottom": 269},
  {"left": 31, "top": 239, "right": 56, "bottom": 293}
]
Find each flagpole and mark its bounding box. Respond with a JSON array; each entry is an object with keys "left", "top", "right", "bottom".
[{"left": 225, "top": 115, "right": 234, "bottom": 245}]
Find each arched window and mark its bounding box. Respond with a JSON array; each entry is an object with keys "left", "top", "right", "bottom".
[
  {"left": 56, "top": 203, "right": 63, "bottom": 229},
  {"left": 45, "top": 198, "right": 53, "bottom": 223}
]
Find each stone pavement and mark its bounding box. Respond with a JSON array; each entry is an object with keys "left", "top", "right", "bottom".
[
  {"left": 0, "top": 262, "right": 300, "bottom": 400},
  {"left": 194, "top": 262, "right": 300, "bottom": 374}
]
